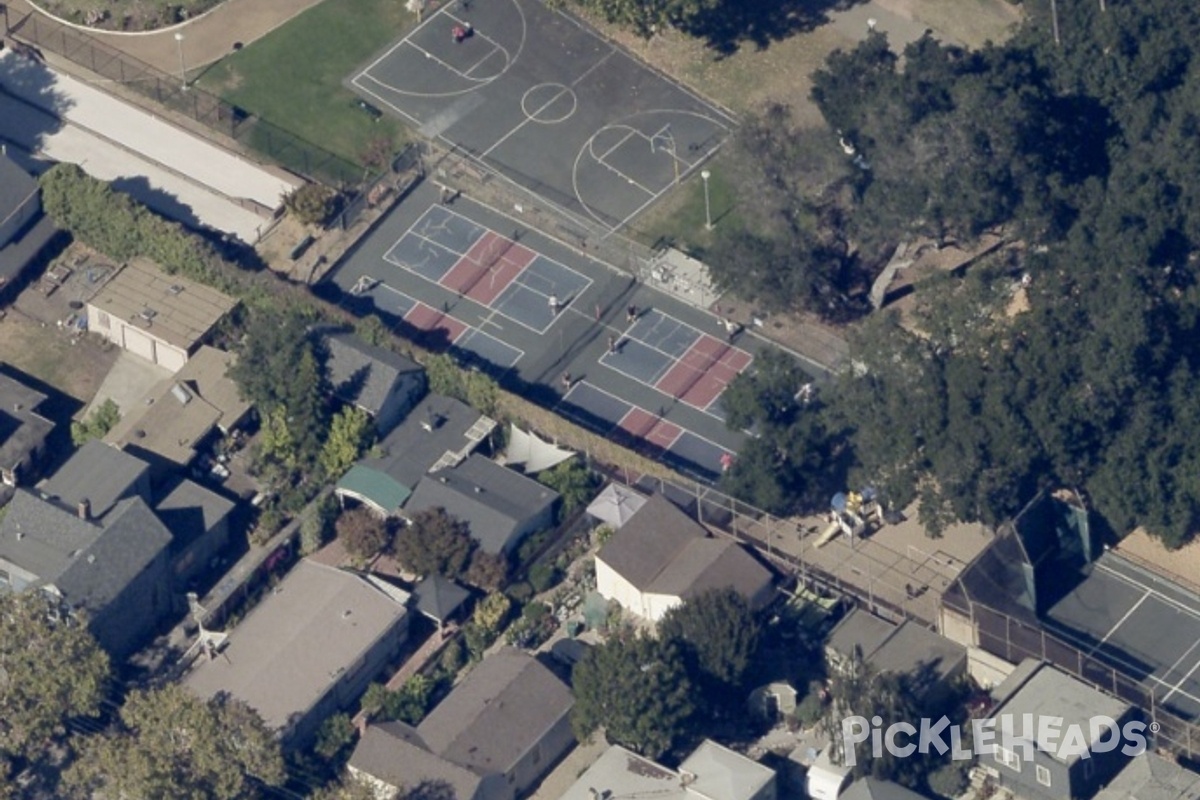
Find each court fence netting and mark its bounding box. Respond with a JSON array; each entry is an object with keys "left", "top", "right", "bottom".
[{"left": 5, "top": 9, "right": 367, "bottom": 188}]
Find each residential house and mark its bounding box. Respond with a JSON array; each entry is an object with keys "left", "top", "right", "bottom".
[
  {"left": 0, "top": 488, "right": 173, "bottom": 656},
  {"left": 105, "top": 345, "right": 252, "bottom": 474},
  {"left": 559, "top": 739, "right": 776, "bottom": 800},
  {"left": 336, "top": 394, "right": 494, "bottom": 516},
  {"left": 153, "top": 477, "right": 235, "bottom": 586},
  {"left": 0, "top": 441, "right": 238, "bottom": 653},
  {"left": 0, "top": 151, "right": 58, "bottom": 304},
  {"left": 825, "top": 608, "right": 967, "bottom": 708},
  {"left": 1094, "top": 752, "right": 1200, "bottom": 800},
  {"left": 412, "top": 573, "right": 470, "bottom": 633},
  {"left": 984, "top": 659, "right": 1138, "bottom": 800},
  {"left": 403, "top": 454, "right": 559, "bottom": 555},
  {"left": 184, "top": 559, "right": 411, "bottom": 747},
  {"left": 87, "top": 258, "right": 238, "bottom": 372},
  {"left": 322, "top": 330, "right": 427, "bottom": 436},
  {"left": 0, "top": 369, "right": 55, "bottom": 488},
  {"left": 840, "top": 778, "right": 930, "bottom": 800},
  {"left": 349, "top": 648, "right": 574, "bottom": 800},
  {"left": 595, "top": 493, "right": 775, "bottom": 623}
]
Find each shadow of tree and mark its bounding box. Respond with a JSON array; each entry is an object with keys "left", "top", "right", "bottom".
[{"left": 678, "top": 0, "right": 869, "bottom": 56}]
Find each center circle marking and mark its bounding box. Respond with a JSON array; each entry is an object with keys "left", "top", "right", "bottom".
[{"left": 521, "top": 83, "right": 577, "bottom": 124}]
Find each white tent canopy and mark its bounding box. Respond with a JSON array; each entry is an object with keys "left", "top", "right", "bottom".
[
  {"left": 586, "top": 483, "right": 647, "bottom": 529},
  {"left": 503, "top": 424, "right": 575, "bottom": 474}
]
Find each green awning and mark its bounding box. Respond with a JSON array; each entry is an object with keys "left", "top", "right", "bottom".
[{"left": 336, "top": 465, "right": 411, "bottom": 513}]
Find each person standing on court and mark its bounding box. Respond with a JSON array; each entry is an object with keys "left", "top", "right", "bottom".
[
  {"left": 549, "top": 294, "right": 561, "bottom": 314},
  {"left": 626, "top": 304, "right": 637, "bottom": 324}
]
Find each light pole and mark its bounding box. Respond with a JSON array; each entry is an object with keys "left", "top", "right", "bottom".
[
  {"left": 700, "top": 169, "right": 713, "bottom": 231},
  {"left": 174, "top": 32, "right": 188, "bottom": 90}
]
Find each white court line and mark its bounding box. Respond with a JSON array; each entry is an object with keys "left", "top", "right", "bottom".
[
  {"left": 463, "top": 46, "right": 504, "bottom": 79},
  {"left": 1095, "top": 560, "right": 1200, "bottom": 617},
  {"left": 1046, "top": 617, "right": 1200, "bottom": 710},
  {"left": 480, "top": 48, "right": 617, "bottom": 159},
  {"left": 1086, "top": 590, "right": 1151, "bottom": 657},
  {"left": 615, "top": 406, "right": 684, "bottom": 450},
  {"left": 1158, "top": 639, "right": 1200, "bottom": 704},
  {"left": 594, "top": 127, "right": 639, "bottom": 162},
  {"left": 401, "top": 40, "right": 492, "bottom": 84},
  {"left": 457, "top": 327, "right": 525, "bottom": 368},
  {"left": 1161, "top": 653, "right": 1200, "bottom": 705},
  {"left": 600, "top": 347, "right": 674, "bottom": 388}
]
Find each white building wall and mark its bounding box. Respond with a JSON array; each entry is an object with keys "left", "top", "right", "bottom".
[
  {"left": 596, "top": 557, "right": 646, "bottom": 617},
  {"left": 643, "top": 592, "right": 684, "bottom": 623}
]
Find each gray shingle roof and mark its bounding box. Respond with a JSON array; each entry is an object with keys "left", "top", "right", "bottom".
[
  {"left": 324, "top": 331, "right": 423, "bottom": 417},
  {"left": 405, "top": 455, "right": 558, "bottom": 554},
  {"left": 354, "top": 395, "right": 490, "bottom": 498},
  {"left": 598, "top": 494, "right": 773, "bottom": 602},
  {"left": 0, "top": 153, "right": 36, "bottom": 226},
  {"left": 413, "top": 574, "right": 470, "bottom": 623},
  {"left": 153, "top": 478, "right": 235, "bottom": 551},
  {"left": 841, "top": 778, "right": 929, "bottom": 800},
  {"left": 350, "top": 722, "right": 483, "bottom": 800},
  {"left": 1095, "top": 752, "right": 1200, "bottom": 800},
  {"left": 0, "top": 490, "right": 171, "bottom": 613},
  {"left": 417, "top": 648, "right": 573, "bottom": 776},
  {"left": 826, "top": 609, "right": 966, "bottom": 684},
  {"left": 40, "top": 440, "right": 150, "bottom": 519},
  {"left": 54, "top": 497, "right": 172, "bottom": 612},
  {"left": 992, "top": 661, "right": 1131, "bottom": 764},
  {"left": 0, "top": 371, "right": 52, "bottom": 472},
  {"left": 596, "top": 494, "right": 706, "bottom": 589}
]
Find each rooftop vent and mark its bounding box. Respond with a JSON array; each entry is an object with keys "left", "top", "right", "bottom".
[
  {"left": 77, "top": 498, "right": 91, "bottom": 521},
  {"left": 139, "top": 308, "right": 157, "bottom": 322},
  {"left": 170, "top": 383, "right": 193, "bottom": 406},
  {"left": 473, "top": 486, "right": 484, "bottom": 494},
  {"left": 86, "top": 554, "right": 96, "bottom": 565},
  {"left": 168, "top": 284, "right": 185, "bottom": 295}
]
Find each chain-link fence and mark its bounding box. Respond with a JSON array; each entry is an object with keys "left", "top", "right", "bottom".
[{"left": 7, "top": 9, "right": 364, "bottom": 187}]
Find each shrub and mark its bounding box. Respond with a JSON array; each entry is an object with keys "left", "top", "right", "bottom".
[
  {"left": 299, "top": 494, "right": 339, "bottom": 556},
  {"left": 506, "top": 582, "right": 535, "bottom": 604},
  {"left": 313, "top": 713, "right": 355, "bottom": 760},
  {"left": 528, "top": 563, "right": 562, "bottom": 594},
  {"left": 283, "top": 183, "right": 340, "bottom": 226},
  {"left": 336, "top": 508, "right": 392, "bottom": 563},
  {"left": 439, "top": 638, "right": 467, "bottom": 674},
  {"left": 928, "top": 760, "right": 972, "bottom": 799},
  {"left": 70, "top": 399, "right": 121, "bottom": 446}
]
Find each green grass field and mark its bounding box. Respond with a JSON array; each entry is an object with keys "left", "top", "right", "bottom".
[
  {"left": 197, "top": 0, "right": 413, "bottom": 174},
  {"left": 634, "top": 159, "right": 742, "bottom": 256}
]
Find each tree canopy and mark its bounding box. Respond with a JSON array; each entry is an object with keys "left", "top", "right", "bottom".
[
  {"left": 393, "top": 507, "right": 477, "bottom": 580},
  {"left": 0, "top": 593, "right": 110, "bottom": 761},
  {"left": 718, "top": 1, "right": 1200, "bottom": 547},
  {"left": 658, "top": 588, "right": 762, "bottom": 695},
  {"left": 571, "top": 633, "right": 695, "bottom": 760},
  {"left": 66, "top": 685, "right": 285, "bottom": 800}
]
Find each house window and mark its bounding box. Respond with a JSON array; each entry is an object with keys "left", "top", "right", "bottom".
[
  {"left": 97, "top": 311, "right": 111, "bottom": 330},
  {"left": 1037, "top": 765, "right": 1052, "bottom": 788},
  {"left": 994, "top": 746, "right": 1021, "bottom": 772}
]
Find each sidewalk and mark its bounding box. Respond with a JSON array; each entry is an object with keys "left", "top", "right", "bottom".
[{"left": 5, "top": 0, "right": 326, "bottom": 75}]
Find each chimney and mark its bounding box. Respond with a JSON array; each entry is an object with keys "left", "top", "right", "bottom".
[{"left": 77, "top": 498, "right": 91, "bottom": 521}]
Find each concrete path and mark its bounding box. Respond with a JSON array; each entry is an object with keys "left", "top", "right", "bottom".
[
  {"left": 0, "top": 50, "right": 299, "bottom": 241},
  {"left": 5, "top": 0, "right": 327, "bottom": 75}
]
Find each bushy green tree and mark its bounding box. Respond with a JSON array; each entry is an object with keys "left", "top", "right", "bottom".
[
  {"left": 336, "top": 508, "right": 392, "bottom": 563},
  {"left": 0, "top": 593, "right": 110, "bottom": 760},
  {"left": 536, "top": 459, "right": 598, "bottom": 518},
  {"left": 659, "top": 588, "right": 762, "bottom": 694},
  {"left": 283, "top": 183, "right": 339, "bottom": 226},
  {"left": 394, "top": 507, "right": 476, "bottom": 579},
  {"left": 320, "top": 406, "right": 375, "bottom": 478},
  {"left": 572, "top": 634, "right": 695, "bottom": 759},
  {"left": 66, "top": 685, "right": 285, "bottom": 800}
]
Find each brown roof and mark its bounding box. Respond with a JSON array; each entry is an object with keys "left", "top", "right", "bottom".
[
  {"left": 598, "top": 494, "right": 773, "bottom": 601},
  {"left": 350, "top": 723, "right": 483, "bottom": 799},
  {"left": 105, "top": 346, "right": 250, "bottom": 465},
  {"left": 417, "top": 648, "right": 573, "bottom": 776},
  {"left": 88, "top": 258, "right": 237, "bottom": 350},
  {"left": 649, "top": 537, "right": 773, "bottom": 602},
  {"left": 596, "top": 494, "right": 706, "bottom": 589}
]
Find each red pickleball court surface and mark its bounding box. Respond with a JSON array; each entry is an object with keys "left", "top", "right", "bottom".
[
  {"left": 439, "top": 232, "right": 538, "bottom": 306},
  {"left": 654, "top": 336, "right": 754, "bottom": 411},
  {"left": 405, "top": 302, "right": 469, "bottom": 342},
  {"left": 618, "top": 407, "right": 683, "bottom": 449}
]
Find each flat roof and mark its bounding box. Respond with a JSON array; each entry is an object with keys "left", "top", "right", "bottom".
[
  {"left": 184, "top": 560, "right": 410, "bottom": 733},
  {"left": 88, "top": 258, "right": 237, "bottom": 350}
]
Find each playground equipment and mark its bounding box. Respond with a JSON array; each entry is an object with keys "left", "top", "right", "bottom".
[{"left": 814, "top": 488, "right": 884, "bottom": 548}]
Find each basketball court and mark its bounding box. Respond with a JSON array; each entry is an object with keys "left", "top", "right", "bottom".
[
  {"left": 1045, "top": 551, "right": 1200, "bottom": 720},
  {"left": 350, "top": 0, "right": 734, "bottom": 230}
]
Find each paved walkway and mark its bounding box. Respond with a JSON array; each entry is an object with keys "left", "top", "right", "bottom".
[{"left": 5, "top": 0, "right": 325, "bottom": 75}]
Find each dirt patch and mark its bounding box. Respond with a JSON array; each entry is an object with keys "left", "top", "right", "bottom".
[
  {"left": 35, "top": 0, "right": 221, "bottom": 31},
  {"left": 256, "top": 214, "right": 311, "bottom": 276},
  {"left": 0, "top": 312, "right": 117, "bottom": 403}
]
